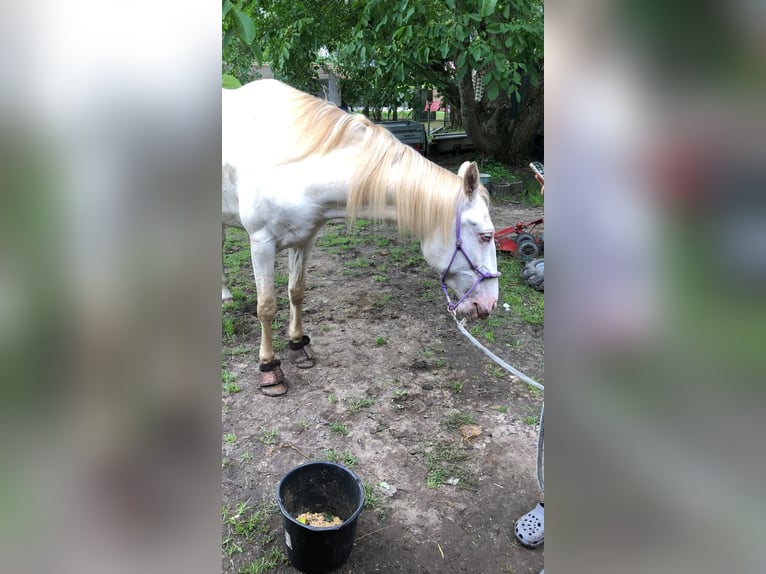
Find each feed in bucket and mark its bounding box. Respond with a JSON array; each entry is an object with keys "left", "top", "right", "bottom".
[{"left": 296, "top": 511, "right": 343, "bottom": 527}]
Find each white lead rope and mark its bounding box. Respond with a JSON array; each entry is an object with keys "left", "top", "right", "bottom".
[{"left": 450, "top": 312, "right": 544, "bottom": 493}]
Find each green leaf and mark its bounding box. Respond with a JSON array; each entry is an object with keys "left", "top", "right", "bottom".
[
  {"left": 222, "top": 74, "right": 242, "bottom": 89},
  {"left": 482, "top": 0, "right": 498, "bottom": 17},
  {"left": 440, "top": 43, "right": 449, "bottom": 59},
  {"left": 456, "top": 51, "right": 466, "bottom": 70},
  {"left": 222, "top": 0, "right": 233, "bottom": 19},
  {"left": 233, "top": 8, "right": 255, "bottom": 45},
  {"left": 223, "top": 27, "right": 234, "bottom": 50},
  {"left": 486, "top": 82, "right": 499, "bottom": 101},
  {"left": 446, "top": 0, "right": 456, "bottom": 9}
]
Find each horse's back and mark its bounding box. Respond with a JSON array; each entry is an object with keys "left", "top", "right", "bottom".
[{"left": 222, "top": 79, "right": 301, "bottom": 168}]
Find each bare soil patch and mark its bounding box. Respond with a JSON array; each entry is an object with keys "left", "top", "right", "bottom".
[{"left": 222, "top": 155, "right": 544, "bottom": 574}]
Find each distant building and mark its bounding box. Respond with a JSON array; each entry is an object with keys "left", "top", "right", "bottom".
[{"left": 252, "top": 64, "right": 341, "bottom": 106}]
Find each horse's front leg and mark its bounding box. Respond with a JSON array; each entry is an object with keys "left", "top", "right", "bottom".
[
  {"left": 251, "top": 242, "right": 288, "bottom": 396},
  {"left": 287, "top": 247, "right": 315, "bottom": 368}
]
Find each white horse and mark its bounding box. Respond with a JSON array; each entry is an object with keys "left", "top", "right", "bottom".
[{"left": 223, "top": 79, "right": 499, "bottom": 396}]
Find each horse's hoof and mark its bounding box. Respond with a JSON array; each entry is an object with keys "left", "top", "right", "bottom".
[
  {"left": 261, "top": 382, "right": 288, "bottom": 397},
  {"left": 288, "top": 336, "right": 315, "bottom": 369},
  {"left": 259, "top": 360, "right": 288, "bottom": 396}
]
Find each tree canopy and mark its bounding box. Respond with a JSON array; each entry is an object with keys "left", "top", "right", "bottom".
[{"left": 222, "top": 0, "right": 544, "bottom": 164}]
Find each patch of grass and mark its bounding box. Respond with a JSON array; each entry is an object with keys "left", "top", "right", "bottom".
[
  {"left": 239, "top": 548, "right": 289, "bottom": 574},
  {"left": 450, "top": 380, "right": 464, "bottom": 394},
  {"left": 493, "top": 405, "right": 509, "bottom": 413},
  {"left": 223, "top": 317, "right": 237, "bottom": 341},
  {"left": 363, "top": 482, "right": 389, "bottom": 521},
  {"left": 257, "top": 427, "right": 279, "bottom": 445},
  {"left": 227, "top": 344, "right": 251, "bottom": 356},
  {"left": 325, "top": 449, "right": 358, "bottom": 467},
  {"left": 274, "top": 272, "right": 289, "bottom": 288},
  {"left": 473, "top": 316, "right": 503, "bottom": 342},
  {"left": 329, "top": 422, "right": 349, "bottom": 436},
  {"left": 374, "top": 293, "right": 392, "bottom": 307},
  {"left": 524, "top": 415, "right": 540, "bottom": 426},
  {"left": 316, "top": 222, "right": 372, "bottom": 254},
  {"left": 222, "top": 369, "right": 241, "bottom": 394},
  {"left": 374, "top": 336, "right": 387, "bottom": 346},
  {"left": 445, "top": 411, "right": 476, "bottom": 429},
  {"left": 273, "top": 338, "right": 287, "bottom": 352},
  {"left": 485, "top": 364, "right": 506, "bottom": 379},
  {"left": 349, "top": 397, "right": 375, "bottom": 413},
  {"left": 388, "top": 246, "right": 406, "bottom": 263},
  {"left": 424, "top": 440, "right": 473, "bottom": 489},
  {"left": 346, "top": 257, "right": 372, "bottom": 269},
  {"left": 223, "top": 432, "right": 237, "bottom": 444},
  {"left": 497, "top": 256, "right": 544, "bottom": 326},
  {"left": 222, "top": 501, "right": 286, "bottom": 569},
  {"left": 328, "top": 394, "right": 338, "bottom": 404},
  {"left": 393, "top": 388, "right": 409, "bottom": 400},
  {"left": 372, "top": 274, "right": 387, "bottom": 283}
]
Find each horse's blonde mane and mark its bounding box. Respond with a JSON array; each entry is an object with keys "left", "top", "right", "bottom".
[{"left": 273, "top": 80, "right": 488, "bottom": 240}]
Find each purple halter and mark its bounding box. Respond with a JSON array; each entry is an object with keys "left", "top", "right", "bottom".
[{"left": 440, "top": 192, "right": 501, "bottom": 313}]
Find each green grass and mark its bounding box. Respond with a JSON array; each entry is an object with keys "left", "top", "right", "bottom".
[
  {"left": 485, "top": 364, "right": 506, "bottom": 379},
  {"left": 450, "top": 380, "right": 464, "bottom": 394},
  {"left": 222, "top": 369, "right": 241, "bottom": 394},
  {"left": 222, "top": 501, "right": 287, "bottom": 570},
  {"left": 239, "top": 549, "right": 289, "bottom": 574},
  {"left": 328, "top": 394, "right": 338, "bottom": 404},
  {"left": 316, "top": 220, "right": 374, "bottom": 254},
  {"left": 445, "top": 411, "right": 476, "bottom": 429},
  {"left": 325, "top": 449, "right": 358, "bottom": 467},
  {"left": 374, "top": 293, "right": 392, "bottom": 306},
  {"left": 468, "top": 315, "right": 504, "bottom": 343},
  {"left": 223, "top": 432, "right": 237, "bottom": 443},
  {"left": 363, "top": 481, "right": 390, "bottom": 521},
  {"left": 497, "top": 256, "right": 545, "bottom": 326},
  {"left": 524, "top": 415, "right": 540, "bottom": 426},
  {"left": 425, "top": 440, "right": 473, "bottom": 489},
  {"left": 257, "top": 427, "right": 279, "bottom": 445},
  {"left": 349, "top": 397, "right": 376, "bottom": 413},
  {"left": 346, "top": 257, "right": 372, "bottom": 269},
  {"left": 329, "top": 422, "right": 349, "bottom": 436},
  {"left": 374, "top": 336, "right": 387, "bottom": 346}
]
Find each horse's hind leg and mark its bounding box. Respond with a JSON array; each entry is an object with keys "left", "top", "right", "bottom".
[
  {"left": 222, "top": 224, "right": 233, "bottom": 304},
  {"left": 287, "top": 247, "right": 315, "bottom": 368},
  {"left": 251, "top": 240, "right": 288, "bottom": 396}
]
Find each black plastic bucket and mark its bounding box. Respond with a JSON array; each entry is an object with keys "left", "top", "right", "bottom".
[{"left": 276, "top": 462, "right": 365, "bottom": 574}]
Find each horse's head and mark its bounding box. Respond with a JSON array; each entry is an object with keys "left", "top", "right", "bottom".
[{"left": 423, "top": 161, "right": 500, "bottom": 319}]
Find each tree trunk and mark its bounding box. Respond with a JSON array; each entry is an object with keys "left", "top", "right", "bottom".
[
  {"left": 503, "top": 70, "right": 544, "bottom": 164},
  {"left": 457, "top": 68, "right": 544, "bottom": 166},
  {"left": 458, "top": 72, "right": 499, "bottom": 156}
]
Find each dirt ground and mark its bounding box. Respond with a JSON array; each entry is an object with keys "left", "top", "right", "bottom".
[{"left": 222, "top": 154, "right": 544, "bottom": 574}]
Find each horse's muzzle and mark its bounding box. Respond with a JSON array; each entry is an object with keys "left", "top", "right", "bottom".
[{"left": 457, "top": 297, "right": 497, "bottom": 319}]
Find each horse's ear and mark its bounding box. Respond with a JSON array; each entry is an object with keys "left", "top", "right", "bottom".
[{"left": 458, "top": 161, "right": 480, "bottom": 197}]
